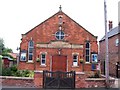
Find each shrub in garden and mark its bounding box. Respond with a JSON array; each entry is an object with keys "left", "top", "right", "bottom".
[
  {"left": 1, "top": 65, "right": 34, "bottom": 77},
  {"left": 2, "top": 67, "right": 12, "bottom": 76},
  {"left": 10, "top": 65, "right": 17, "bottom": 72}
]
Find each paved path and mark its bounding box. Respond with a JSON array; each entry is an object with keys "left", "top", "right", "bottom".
[{"left": 113, "top": 78, "right": 120, "bottom": 88}]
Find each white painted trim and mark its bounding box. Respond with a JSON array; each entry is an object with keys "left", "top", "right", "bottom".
[
  {"left": 34, "top": 70, "right": 43, "bottom": 73},
  {"left": 27, "top": 60, "right": 33, "bottom": 63},
  {"left": 76, "top": 72, "right": 85, "bottom": 75},
  {"left": 0, "top": 76, "right": 33, "bottom": 80}
]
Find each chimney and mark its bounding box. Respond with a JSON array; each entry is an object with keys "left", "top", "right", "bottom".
[{"left": 108, "top": 21, "right": 113, "bottom": 30}]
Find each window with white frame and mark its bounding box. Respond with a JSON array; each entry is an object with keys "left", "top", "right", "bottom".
[
  {"left": 55, "top": 31, "right": 65, "bottom": 40},
  {"left": 20, "top": 51, "right": 26, "bottom": 61},
  {"left": 41, "top": 53, "right": 46, "bottom": 65},
  {"left": 91, "top": 54, "right": 98, "bottom": 62},
  {"left": 28, "top": 40, "right": 34, "bottom": 62},
  {"left": 115, "top": 38, "right": 119, "bottom": 46},
  {"left": 86, "top": 42, "right": 90, "bottom": 62},
  {"left": 73, "top": 55, "right": 78, "bottom": 66}
]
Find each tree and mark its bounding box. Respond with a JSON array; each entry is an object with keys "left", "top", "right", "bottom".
[
  {"left": 2, "top": 47, "right": 13, "bottom": 54},
  {"left": 0, "top": 38, "right": 5, "bottom": 55},
  {"left": 0, "top": 38, "right": 13, "bottom": 55}
]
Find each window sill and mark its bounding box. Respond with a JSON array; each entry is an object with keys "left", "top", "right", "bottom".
[
  {"left": 26, "top": 61, "right": 34, "bottom": 63},
  {"left": 40, "top": 65, "right": 46, "bottom": 67},
  {"left": 72, "top": 66, "right": 79, "bottom": 68},
  {"left": 85, "top": 62, "right": 91, "bottom": 64},
  {"left": 91, "top": 62, "right": 98, "bottom": 64}
]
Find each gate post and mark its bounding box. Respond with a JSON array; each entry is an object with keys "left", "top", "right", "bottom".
[{"left": 34, "top": 70, "right": 43, "bottom": 88}]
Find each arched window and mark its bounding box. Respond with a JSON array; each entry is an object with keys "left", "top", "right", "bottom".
[
  {"left": 28, "top": 40, "right": 34, "bottom": 62},
  {"left": 86, "top": 42, "right": 90, "bottom": 62}
]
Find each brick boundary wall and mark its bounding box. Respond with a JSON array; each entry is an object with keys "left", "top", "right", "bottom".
[
  {"left": 0, "top": 76, "right": 34, "bottom": 88},
  {"left": 0, "top": 71, "right": 115, "bottom": 88},
  {"left": 34, "top": 71, "right": 115, "bottom": 88}
]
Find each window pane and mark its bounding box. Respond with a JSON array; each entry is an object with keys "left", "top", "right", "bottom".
[
  {"left": 61, "top": 36, "right": 64, "bottom": 39},
  {"left": 73, "top": 62, "right": 78, "bottom": 66},
  {"left": 42, "top": 54, "right": 45, "bottom": 58},
  {"left": 29, "top": 48, "right": 33, "bottom": 53},
  {"left": 73, "top": 55, "right": 77, "bottom": 59},
  {"left": 29, "top": 41, "right": 34, "bottom": 47},
  {"left": 86, "top": 50, "right": 89, "bottom": 55},
  {"left": 86, "top": 43, "right": 89, "bottom": 48},
  {"left": 42, "top": 60, "right": 45, "bottom": 64},
  {"left": 86, "top": 56, "right": 89, "bottom": 62},
  {"left": 61, "top": 31, "right": 64, "bottom": 35},
  {"left": 29, "top": 54, "right": 33, "bottom": 60},
  {"left": 92, "top": 54, "right": 97, "bottom": 62},
  {"left": 73, "top": 59, "right": 77, "bottom": 62},
  {"left": 41, "top": 54, "right": 46, "bottom": 65},
  {"left": 20, "top": 53, "right": 26, "bottom": 61}
]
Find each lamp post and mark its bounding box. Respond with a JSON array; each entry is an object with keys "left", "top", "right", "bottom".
[{"left": 104, "top": 0, "right": 109, "bottom": 87}]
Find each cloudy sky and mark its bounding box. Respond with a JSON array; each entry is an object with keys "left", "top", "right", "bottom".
[{"left": 0, "top": 0, "right": 119, "bottom": 53}]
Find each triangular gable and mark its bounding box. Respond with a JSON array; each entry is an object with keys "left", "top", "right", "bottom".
[{"left": 23, "top": 11, "right": 97, "bottom": 39}]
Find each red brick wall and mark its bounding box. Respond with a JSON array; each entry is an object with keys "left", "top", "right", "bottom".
[
  {"left": 1, "top": 76, "right": 34, "bottom": 88},
  {"left": 0, "top": 75, "right": 115, "bottom": 88},
  {"left": 18, "top": 62, "right": 34, "bottom": 70},
  {"left": 18, "top": 11, "right": 98, "bottom": 71},
  {"left": 99, "top": 34, "right": 120, "bottom": 77}
]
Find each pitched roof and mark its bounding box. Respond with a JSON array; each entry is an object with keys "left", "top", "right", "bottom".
[
  {"left": 8, "top": 53, "right": 17, "bottom": 59},
  {"left": 100, "top": 26, "right": 120, "bottom": 41},
  {"left": 23, "top": 11, "right": 97, "bottom": 38}
]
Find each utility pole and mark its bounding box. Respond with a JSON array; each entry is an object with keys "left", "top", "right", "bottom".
[{"left": 104, "top": 0, "right": 109, "bottom": 88}]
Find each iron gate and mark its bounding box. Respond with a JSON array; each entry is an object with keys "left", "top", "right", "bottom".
[
  {"left": 116, "top": 62, "right": 120, "bottom": 78},
  {"left": 43, "top": 70, "right": 75, "bottom": 89}
]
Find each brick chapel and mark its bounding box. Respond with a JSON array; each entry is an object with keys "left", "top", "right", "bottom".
[{"left": 18, "top": 6, "right": 98, "bottom": 72}]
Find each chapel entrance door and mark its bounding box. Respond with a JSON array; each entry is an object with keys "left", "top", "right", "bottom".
[{"left": 52, "top": 55, "right": 67, "bottom": 72}]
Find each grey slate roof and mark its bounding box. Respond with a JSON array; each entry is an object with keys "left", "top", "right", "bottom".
[{"left": 100, "top": 26, "right": 120, "bottom": 41}]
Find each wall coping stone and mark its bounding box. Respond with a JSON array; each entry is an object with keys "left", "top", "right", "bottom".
[
  {"left": 34, "top": 70, "right": 43, "bottom": 73},
  {"left": 85, "top": 78, "right": 115, "bottom": 81},
  {"left": 76, "top": 72, "right": 85, "bottom": 75},
  {"left": 34, "top": 70, "right": 85, "bottom": 75},
  {"left": 0, "top": 76, "right": 34, "bottom": 80}
]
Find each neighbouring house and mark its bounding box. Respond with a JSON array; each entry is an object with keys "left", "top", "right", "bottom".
[
  {"left": 99, "top": 21, "right": 120, "bottom": 77},
  {"left": 18, "top": 7, "right": 98, "bottom": 73},
  {"left": 2, "top": 53, "right": 18, "bottom": 68}
]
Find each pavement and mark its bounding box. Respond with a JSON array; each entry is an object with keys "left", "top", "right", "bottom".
[{"left": 113, "top": 78, "right": 120, "bottom": 88}]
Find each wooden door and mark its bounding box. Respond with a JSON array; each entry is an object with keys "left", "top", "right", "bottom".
[{"left": 52, "top": 55, "right": 67, "bottom": 72}]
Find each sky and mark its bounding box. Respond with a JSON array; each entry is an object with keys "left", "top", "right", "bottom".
[{"left": 0, "top": 0, "right": 119, "bottom": 53}]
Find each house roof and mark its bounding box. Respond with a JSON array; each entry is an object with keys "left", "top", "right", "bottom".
[
  {"left": 8, "top": 53, "right": 17, "bottom": 59},
  {"left": 100, "top": 26, "right": 120, "bottom": 41},
  {"left": 2, "top": 56, "right": 13, "bottom": 61},
  {"left": 23, "top": 11, "right": 97, "bottom": 39}
]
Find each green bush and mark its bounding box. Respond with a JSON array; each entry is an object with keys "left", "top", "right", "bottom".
[
  {"left": 10, "top": 65, "right": 17, "bottom": 72},
  {"left": 14, "top": 70, "right": 23, "bottom": 77},
  {"left": 2, "top": 67, "right": 12, "bottom": 76},
  {"left": 2, "top": 66, "right": 34, "bottom": 77}
]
